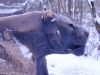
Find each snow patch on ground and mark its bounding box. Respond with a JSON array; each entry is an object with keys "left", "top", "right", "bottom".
[
  {"left": 46, "top": 54, "right": 100, "bottom": 75},
  {"left": 19, "top": 44, "right": 32, "bottom": 59},
  {"left": 0, "top": 58, "right": 6, "bottom": 63}
]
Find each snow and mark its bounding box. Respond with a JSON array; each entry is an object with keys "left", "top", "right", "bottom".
[
  {"left": 46, "top": 54, "right": 100, "bottom": 75},
  {"left": 82, "top": 12, "right": 100, "bottom": 60},
  {"left": 88, "top": 0, "right": 94, "bottom": 8},
  {"left": 0, "top": 9, "right": 20, "bottom": 14},
  {"left": 15, "top": 37, "right": 33, "bottom": 60},
  {"left": 19, "top": 44, "right": 32, "bottom": 59},
  {"left": 0, "top": 58, "right": 6, "bottom": 63},
  {"left": 19, "top": 45, "right": 29, "bottom": 55},
  {"left": 39, "top": 0, "right": 43, "bottom": 3},
  {"left": 95, "top": 13, "right": 100, "bottom": 24},
  {"left": 85, "top": 26, "right": 100, "bottom": 56},
  {"left": 24, "top": 52, "right": 33, "bottom": 59},
  {"left": 88, "top": 0, "right": 94, "bottom": 2}
]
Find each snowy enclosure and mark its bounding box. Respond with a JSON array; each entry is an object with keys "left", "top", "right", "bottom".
[
  {"left": 0, "top": 0, "right": 100, "bottom": 75},
  {"left": 46, "top": 54, "right": 100, "bottom": 75}
]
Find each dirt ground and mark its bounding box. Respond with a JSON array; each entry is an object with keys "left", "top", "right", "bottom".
[{"left": 0, "top": 37, "right": 35, "bottom": 75}]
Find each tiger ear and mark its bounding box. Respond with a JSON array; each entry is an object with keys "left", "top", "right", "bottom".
[
  {"left": 69, "top": 24, "right": 75, "bottom": 30},
  {"left": 45, "top": 10, "right": 54, "bottom": 18},
  {"left": 42, "top": 10, "right": 56, "bottom": 23}
]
